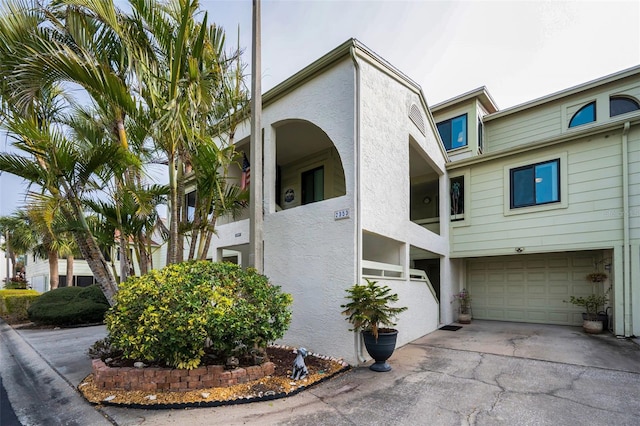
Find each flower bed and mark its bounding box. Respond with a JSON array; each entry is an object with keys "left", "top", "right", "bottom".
[{"left": 91, "top": 359, "right": 275, "bottom": 392}]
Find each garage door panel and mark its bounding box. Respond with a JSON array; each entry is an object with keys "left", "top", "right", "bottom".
[
  {"left": 548, "top": 258, "right": 570, "bottom": 268},
  {"left": 526, "top": 272, "right": 546, "bottom": 281},
  {"left": 526, "top": 260, "right": 546, "bottom": 268},
  {"left": 549, "top": 271, "right": 570, "bottom": 280},
  {"left": 526, "top": 311, "right": 548, "bottom": 321},
  {"left": 488, "top": 272, "right": 505, "bottom": 281},
  {"left": 507, "top": 272, "right": 525, "bottom": 281},
  {"left": 549, "top": 312, "right": 572, "bottom": 323},
  {"left": 467, "top": 252, "right": 597, "bottom": 326},
  {"left": 504, "top": 310, "right": 526, "bottom": 321}
]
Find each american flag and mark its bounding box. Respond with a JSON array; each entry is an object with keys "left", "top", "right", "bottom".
[{"left": 240, "top": 153, "right": 250, "bottom": 190}]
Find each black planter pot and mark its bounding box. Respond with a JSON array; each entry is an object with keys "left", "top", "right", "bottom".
[{"left": 362, "top": 329, "right": 398, "bottom": 372}]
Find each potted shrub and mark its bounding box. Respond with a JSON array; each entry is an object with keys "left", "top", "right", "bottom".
[
  {"left": 566, "top": 294, "right": 608, "bottom": 334},
  {"left": 341, "top": 279, "right": 407, "bottom": 372},
  {"left": 454, "top": 289, "right": 472, "bottom": 324}
]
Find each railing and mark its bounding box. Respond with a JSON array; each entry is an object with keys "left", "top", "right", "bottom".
[
  {"left": 361, "top": 260, "right": 403, "bottom": 278},
  {"left": 361, "top": 260, "right": 439, "bottom": 303}
]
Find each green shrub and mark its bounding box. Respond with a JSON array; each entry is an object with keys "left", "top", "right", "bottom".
[
  {"left": 0, "top": 289, "right": 40, "bottom": 322},
  {"left": 27, "top": 285, "right": 109, "bottom": 326},
  {"left": 4, "top": 277, "right": 28, "bottom": 289},
  {"left": 106, "top": 261, "right": 293, "bottom": 369}
]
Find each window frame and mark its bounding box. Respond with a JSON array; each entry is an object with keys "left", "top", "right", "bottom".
[
  {"left": 610, "top": 95, "right": 640, "bottom": 118},
  {"left": 568, "top": 101, "right": 596, "bottom": 128},
  {"left": 503, "top": 152, "right": 568, "bottom": 216},
  {"left": 436, "top": 113, "right": 468, "bottom": 151},
  {"left": 509, "top": 159, "right": 560, "bottom": 209}
]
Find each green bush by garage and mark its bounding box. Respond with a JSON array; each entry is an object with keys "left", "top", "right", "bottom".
[{"left": 27, "top": 285, "right": 109, "bottom": 326}]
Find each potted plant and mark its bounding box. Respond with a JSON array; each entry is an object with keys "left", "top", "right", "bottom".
[
  {"left": 566, "top": 294, "right": 608, "bottom": 334},
  {"left": 586, "top": 272, "right": 607, "bottom": 283},
  {"left": 455, "top": 289, "right": 472, "bottom": 324},
  {"left": 341, "top": 279, "right": 407, "bottom": 372}
]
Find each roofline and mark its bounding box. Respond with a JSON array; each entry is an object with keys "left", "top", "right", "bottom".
[
  {"left": 255, "top": 38, "right": 449, "bottom": 161},
  {"left": 262, "top": 38, "right": 423, "bottom": 107},
  {"left": 430, "top": 86, "right": 499, "bottom": 114},
  {"left": 484, "top": 64, "right": 640, "bottom": 121}
]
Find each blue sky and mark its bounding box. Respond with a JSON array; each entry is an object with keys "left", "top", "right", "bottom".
[{"left": 1, "top": 0, "right": 639, "bottom": 215}]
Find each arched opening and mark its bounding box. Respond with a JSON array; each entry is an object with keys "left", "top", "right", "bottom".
[{"left": 274, "top": 119, "right": 346, "bottom": 210}]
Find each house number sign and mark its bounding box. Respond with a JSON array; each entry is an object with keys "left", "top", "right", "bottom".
[{"left": 334, "top": 209, "right": 350, "bottom": 220}]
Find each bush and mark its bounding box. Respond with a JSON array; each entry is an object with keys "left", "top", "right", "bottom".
[
  {"left": 27, "top": 285, "right": 109, "bottom": 326},
  {"left": 0, "top": 289, "right": 40, "bottom": 322},
  {"left": 3, "top": 276, "right": 28, "bottom": 289},
  {"left": 106, "top": 261, "right": 293, "bottom": 369}
]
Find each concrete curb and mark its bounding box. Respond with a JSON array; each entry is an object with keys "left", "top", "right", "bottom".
[{"left": 0, "top": 320, "right": 113, "bottom": 426}]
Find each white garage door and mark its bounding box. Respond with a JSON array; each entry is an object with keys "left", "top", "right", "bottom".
[{"left": 467, "top": 252, "right": 599, "bottom": 326}]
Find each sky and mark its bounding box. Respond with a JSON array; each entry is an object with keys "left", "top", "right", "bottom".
[{"left": 1, "top": 0, "right": 639, "bottom": 216}]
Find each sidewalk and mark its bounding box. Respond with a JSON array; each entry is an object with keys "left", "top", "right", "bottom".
[{"left": 4, "top": 320, "right": 640, "bottom": 425}]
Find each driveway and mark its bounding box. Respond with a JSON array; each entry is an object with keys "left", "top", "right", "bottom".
[
  {"left": 94, "top": 321, "right": 640, "bottom": 425},
  {"left": 4, "top": 320, "right": 640, "bottom": 425}
]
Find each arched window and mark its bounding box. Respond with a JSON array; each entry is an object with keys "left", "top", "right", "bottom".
[
  {"left": 610, "top": 96, "right": 640, "bottom": 117},
  {"left": 569, "top": 102, "right": 596, "bottom": 128}
]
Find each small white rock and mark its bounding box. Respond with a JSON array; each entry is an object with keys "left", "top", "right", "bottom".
[
  {"left": 133, "top": 362, "right": 146, "bottom": 368},
  {"left": 145, "top": 395, "right": 157, "bottom": 400},
  {"left": 79, "top": 383, "right": 88, "bottom": 387},
  {"left": 201, "top": 392, "right": 210, "bottom": 398},
  {"left": 103, "top": 395, "right": 116, "bottom": 402}
]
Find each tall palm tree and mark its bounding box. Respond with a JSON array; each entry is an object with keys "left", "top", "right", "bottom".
[
  {"left": 0, "top": 212, "right": 37, "bottom": 279},
  {"left": 126, "top": 0, "right": 248, "bottom": 264}
]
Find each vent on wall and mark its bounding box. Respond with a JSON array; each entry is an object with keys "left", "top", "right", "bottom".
[{"left": 409, "top": 104, "right": 426, "bottom": 135}]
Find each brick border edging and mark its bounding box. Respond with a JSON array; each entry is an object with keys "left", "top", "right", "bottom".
[{"left": 91, "top": 359, "right": 276, "bottom": 392}]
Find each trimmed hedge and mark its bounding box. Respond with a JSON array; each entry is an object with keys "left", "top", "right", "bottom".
[
  {"left": 0, "top": 289, "right": 40, "bottom": 322},
  {"left": 106, "top": 261, "right": 293, "bottom": 369},
  {"left": 27, "top": 285, "right": 109, "bottom": 326}
]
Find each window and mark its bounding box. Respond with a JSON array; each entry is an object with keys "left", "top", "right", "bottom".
[
  {"left": 569, "top": 102, "right": 596, "bottom": 128},
  {"left": 436, "top": 114, "right": 467, "bottom": 150},
  {"left": 301, "top": 166, "right": 324, "bottom": 205},
  {"left": 610, "top": 96, "right": 640, "bottom": 117},
  {"left": 450, "top": 176, "right": 464, "bottom": 220},
  {"left": 477, "top": 118, "right": 484, "bottom": 153},
  {"left": 185, "top": 191, "right": 196, "bottom": 221},
  {"left": 510, "top": 159, "right": 560, "bottom": 209}
]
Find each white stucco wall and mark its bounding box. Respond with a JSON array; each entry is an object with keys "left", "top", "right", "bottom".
[
  {"left": 356, "top": 58, "right": 449, "bottom": 338},
  {"left": 209, "top": 58, "right": 359, "bottom": 362}
]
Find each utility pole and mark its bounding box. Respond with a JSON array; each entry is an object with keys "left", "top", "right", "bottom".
[{"left": 249, "top": 0, "right": 264, "bottom": 272}]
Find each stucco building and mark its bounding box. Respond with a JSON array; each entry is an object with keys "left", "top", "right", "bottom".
[
  {"left": 24, "top": 39, "right": 640, "bottom": 366},
  {"left": 211, "top": 39, "right": 640, "bottom": 364}
]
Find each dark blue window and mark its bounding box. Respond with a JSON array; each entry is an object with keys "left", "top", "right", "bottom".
[
  {"left": 610, "top": 96, "right": 640, "bottom": 117},
  {"left": 569, "top": 102, "right": 596, "bottom": 128},
  {"left": 437, "top": 114, "right": 467, "bottom": 150},
  {"left": 510, "top": 159, "right": 560, "bottom": 209}
]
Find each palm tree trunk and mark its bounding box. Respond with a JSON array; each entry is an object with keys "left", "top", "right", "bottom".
[
  {"left": 74, "top": 231, "right": 118, "bottom": 306},
  {"left": 136, "top": 233, "right": 150, "bottom": 275},
  {"left": 66, "top": 254, "right": 74, "bottom": 286},
  {"left": 198, "top": 216, "right": 217, "bottom": 260},
  {"left": 167, "top": 152, "right": 179, "bottom": 265},
  {"left": 48, "top": 249, "right": 59, "bottom": 290},
  {"left": 62, "top": 203, "right": 118, "bottom": 306}
]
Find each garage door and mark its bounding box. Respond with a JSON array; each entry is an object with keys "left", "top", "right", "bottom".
[{"left": 467, "top": 252, "right": 599, "bottom": 325}]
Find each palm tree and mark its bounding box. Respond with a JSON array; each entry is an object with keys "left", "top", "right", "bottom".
[
  {"left": 126, "top": 0, "right": 248, "bottom": 264},
  {"left": 0, "top": 0, "right": 248, "bottom": 301},
  {"left": 0, "top": 212, "right": 37, "bottom": 280}
]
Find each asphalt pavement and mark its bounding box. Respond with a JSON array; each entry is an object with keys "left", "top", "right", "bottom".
[{"left": 2, "top": 319, "right": 640, "bottom": 425}]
